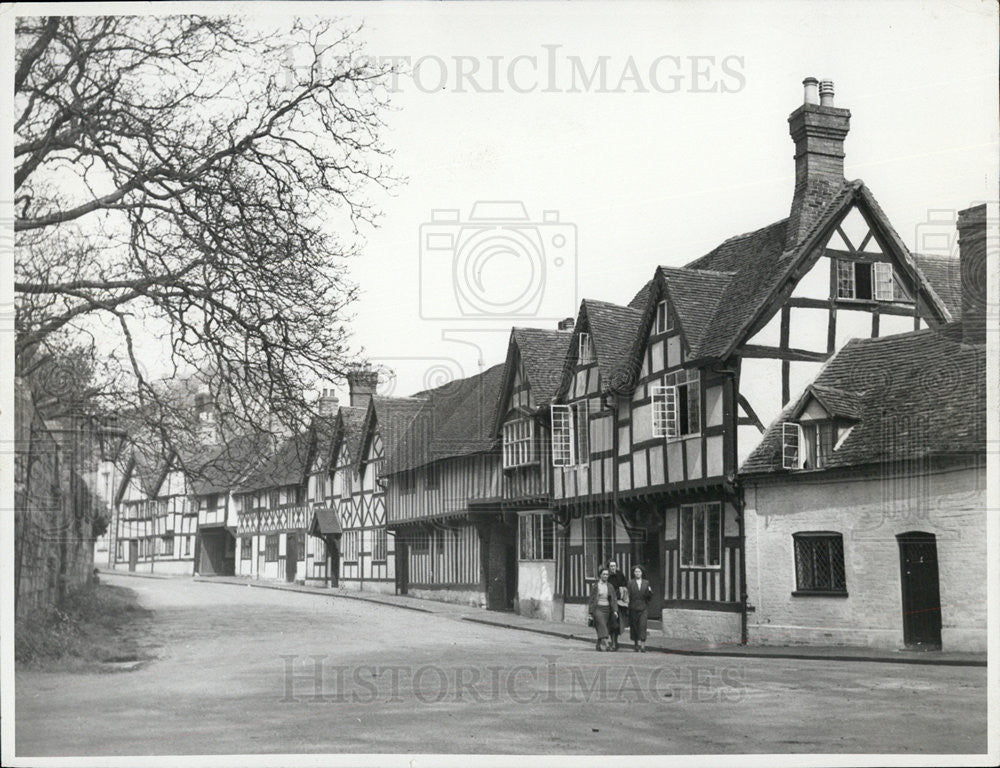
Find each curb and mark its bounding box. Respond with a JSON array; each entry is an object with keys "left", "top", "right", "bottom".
[
  {"left": 461, "top": 617, "right": 987, "bottom": 667},
  {"left": 190, "top": 576, "right": 435, "bottom": 613},
  {"left": 99, "top": 569, "right": 189, "bottom": 581}
]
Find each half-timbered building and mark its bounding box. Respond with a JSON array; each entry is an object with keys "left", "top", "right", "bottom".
[
  {"left": 235, "top": 418, "right": 332, "bottom": 584},
  {"left": 494, "top": 325, "right": 573, "bottom": 619},
  {"left": 546, "top": 78, "right": 960, "bottom": 643},
  {"left": 113, "top": 448, "right": 199, "bottom": 574},
  {"left": 384, "top": 365, "right": 507, "bottom": 608}
]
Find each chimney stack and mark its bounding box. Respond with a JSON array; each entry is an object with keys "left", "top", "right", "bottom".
[
  {"left": 194, "top": 392, "right": 220, "bottom": 445},
  {"left": 787, "top": 77, "right": 851, "bottom": 246},
  {"left": 956, "top": 203, "right": 990, "bottom": 345},
  {"left": 558, "top": 317, "right": 575, "bottom": 331},
  {"left": 317, "top": 387, "right": 340, "bottom": 418},
  {"left": 347, "top": 364, "right": 379, "bottom": 409}
]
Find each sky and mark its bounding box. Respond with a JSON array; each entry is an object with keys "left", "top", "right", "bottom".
[
  {"left": 6, "top": 0, "right": 999, "bottom": 405},
  {"left": 324, "top": 0, "right": 998, "bottom": 401}
]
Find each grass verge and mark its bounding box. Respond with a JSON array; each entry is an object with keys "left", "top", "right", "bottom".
[{"left": 16, "top": 579, "right": 155, "bottom": 672}]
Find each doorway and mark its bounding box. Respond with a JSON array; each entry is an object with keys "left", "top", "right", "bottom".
[
  {"left": 395, "top": 540, "right": 409, "bottom": 595},
  {"left": 285, "top": 533, "right": 297, "bottom": 583},
  {"left": 128, "top": 539, "right": 137, "bottom": 572},
  {"left": 640, "top": 520, "right": 664, "bottom": 620},
  {"left": 897, "top": 532, "right": 942, "bottom": 649}
]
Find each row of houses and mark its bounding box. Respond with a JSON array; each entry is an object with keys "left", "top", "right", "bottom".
[{"left": 105, "top": 78, "right": 989, "bottom": 652}]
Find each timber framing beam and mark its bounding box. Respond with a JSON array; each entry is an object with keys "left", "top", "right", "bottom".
[{"left": 738, "top": 344, "right": 830, "bottom": 363}]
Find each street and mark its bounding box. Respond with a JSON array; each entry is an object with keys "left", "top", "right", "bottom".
[{"left": 15, "top": 573, "right": 987, "bottom": 756}]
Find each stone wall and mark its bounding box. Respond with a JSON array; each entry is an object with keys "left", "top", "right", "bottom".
[{"left": 14, "top": 380, "right": 99, "bottom": 618}]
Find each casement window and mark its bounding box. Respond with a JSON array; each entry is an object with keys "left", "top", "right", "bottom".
[
  {"left": 519, "top": 513, "right": 555, "bottom": 561},
  {"left": 583, "top": 514, "right": 614, "bottom": 579},
  {"left": 503, "top": 418, "right": 535, "bottom": 468},
  {"left": 653, "top": 369, "right": 700, "bottom": 439},
  {"left": 578, "top": 332, "right": 595, "bottom": 364},
  {"left": 425, "top": 462, "right": 440, "bottom": 490},
  {"left": 293, "top": 531, "right": 306, "bottom": 560},
  {"left": 552, "top": 401, "right": 590, "bottom": 466},
  {"left": 316, "top": 473, "right": 327, "bottom": 500},
  {"left": 782, "top": 421, "right": 839, "bottom": 470},
  {"left": 343, "top": 529, "right": 361, "bottom": 561},
  {"left": 838, "top": 260, "right": 906, "bottom": 302},
  {"left": 116, "top": 541, "right": 124, "bottom": 560},
  {"left": 240, "top": 536, "right": 252, "bottom": 560},
  {"left": 655, "top": 299, "right": 674, "bottom": 334},
  {"left": 793, "top": 533, "right": 847, "bottom": 594},
  {"left": 411, "top": 531, "right": 429, "bottom": 554},
  {"left": 373, "top": 528, "right": 387, "bottom": 562},
  {"left": 264, "top": 534, "right": 279, "bottom": 562},
  {"left": 184, "top": 536, "right": 192, "bottom": 556},
  {"left": 680, "top": 502, "right": 722, "bottom": 568},
  {"left": 341, "top": 469, "right": 353, "bottom": 496},
  {"left": 161, "top": 535, "right": 174, "bottom": 556}
]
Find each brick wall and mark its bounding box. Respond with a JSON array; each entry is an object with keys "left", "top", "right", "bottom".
[
  {"left": 14, "top": 380, "right": 99, "bottom": 618},
  {"left": 744, "top": 458, "right": 986, "bottom": 651}
]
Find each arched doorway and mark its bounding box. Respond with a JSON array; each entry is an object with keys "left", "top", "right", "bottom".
[{"left": 897, "top": 531, "right": 942, "bottom": 650}]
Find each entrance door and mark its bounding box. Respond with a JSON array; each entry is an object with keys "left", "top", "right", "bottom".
[
  {"left": 328, "top": 537, "right": 340, "bottom": 588},
  {"left": 128, "top": 540, "right": 138, "bottom": 572},
  {"left": 641, "top": 521, "right": 664, "bottom": 620},
  {"left": 504, "top": 541, "right": 517, "bottom": 611},
  {"left": 286, "top": 533, "right": 297, "bottom": 582},
  {"left": 395, "top": 540, "right": 409, "bottom": 595},
  {"left": 897, "top": 532, "right": 942, "bottom": 649}
]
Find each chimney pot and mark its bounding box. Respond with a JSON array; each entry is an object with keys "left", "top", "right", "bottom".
[
  {"left": 803, "top": 77, "right": 819, "bottom": 105},
  {"left": 819, "top": 80, "right": 835, "bottom": 107},
  {"left": 558, "top": 317, "right": 575, "bottom": 331}
]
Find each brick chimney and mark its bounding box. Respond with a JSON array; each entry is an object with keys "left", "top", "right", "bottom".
[
  {"left": 317, "top": 387, "right": 339, "bottom": 418},
  {"left": 956, "top": 203, "right": 989, "bottom": 345},
  {"left": 787, "top": 78, "right": 851, "bottom": 247},
  {"left": 194, "top": 392, "right": 220, "bottom": 445},
  {"left": 557, "top": 317, "right": 575, "bottom": 331},
  {"left": 347, "top": 364, "right": 379, "bottom": 408}
]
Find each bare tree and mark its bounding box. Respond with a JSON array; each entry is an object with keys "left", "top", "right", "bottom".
[{"left": 14, "top": 14, "right": 397, "bottom": 462}]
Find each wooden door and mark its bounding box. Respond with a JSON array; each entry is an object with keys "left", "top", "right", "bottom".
[
  {"left": 128, "top": 540, "right": 138, "bottom": 572},
  {"left": 395, "top": 540, "right": 408, "bottom": 595},
  {"left": 898, "top": 532, "right": 942, "bottom": 649},
  {"left": 286, "top": 533, "right": 297, "bottom": 582},
  {"left": 642, "top": 522, "right": 664, "bottom": 620}
]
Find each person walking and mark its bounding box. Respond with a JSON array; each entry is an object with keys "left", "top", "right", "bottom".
[
  {"left": 606, "top": 560, "right": 628, "bottom": 651},
  {"left": 627, "top": 565, "right": 654, "bottom": 652},
  {"left": 587, "top": 567, "right": 619, "bottom": 651}
]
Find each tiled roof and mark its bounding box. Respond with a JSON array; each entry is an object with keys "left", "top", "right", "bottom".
[
  {"left": 309, "top": 506, "right": 342, "bottom": 536},
  {"left": 238, "top": 427, "right": 315, "bottom": 493},
  {"left": 579, "top": 299, "right": 645, "bottom": 394},
  {"left": 628, "top": 280, "right": 653, "bottom": 311},
  {"left": 913, "top": 253, "right": 962, "bottom": 319},
  {"left": 190, "top": 432, "right": 273, "bottom": 495},
  {"left": 364, "top": 396, "right": 429, "bottom": 470},
  {"left": 740, "top": 327, "right": 985, "bottom": 474},
  {"left": 389, "top": 364, "right": 505, "bottom": 474},
  {"left": 511, "top": 328, "right": 573, "bottom": 405},
  {"left": 658, "top": 266, "right": 735, "bottom": 354},
  {"left": 330, "top": 406, "right": 366, "bottom": 467}
]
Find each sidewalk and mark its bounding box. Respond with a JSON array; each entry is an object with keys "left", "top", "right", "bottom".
[{"left": 104, "top": 569, "right": 987, "bottom": 667}]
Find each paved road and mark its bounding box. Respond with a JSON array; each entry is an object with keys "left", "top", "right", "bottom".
[{"left": 15, "top": 574, "right": 988, "bottom": 757}]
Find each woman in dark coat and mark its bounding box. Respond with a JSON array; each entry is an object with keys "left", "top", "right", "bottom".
[
  {"left": 587, "top": 567, "right": 619, "bottom": 651},
  {"left": 606, "top": 560, "right": 628, "bottom": 651},
  {"left": 627, "top": 565, "right": 654, "bottom": 652}
]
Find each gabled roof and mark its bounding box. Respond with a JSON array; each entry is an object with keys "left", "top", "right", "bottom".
[
  {"left": 389, "top": 363, "right": 505, "bottom": 475},
  {"left": 627, "top": 180, "right": 955, "bottom": 370},
  {"left": 360, "top": 395, "right": 429, "bottom": 471},
  {"left": 510, "top": 328, "right": 573, "bottom": 406},
  {"left": 558, "top": 299, "right": 644, "bottom": 397},
  {"left": 797, "top": 384, "right": 862, "bottom": 421},
  {"left": 741, "top": 327, "right": 985, "bottom": 474},
  {"left": 329, "top": 406, "right": 366, "bottom": 468}
]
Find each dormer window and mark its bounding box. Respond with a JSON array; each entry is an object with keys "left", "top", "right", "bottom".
[
  {"left": 837, "top": 260, "right": 910, "bottom": 302},
  {"left": 578, "top": 332, "right": 595, "bottom": 364},
  {"left": 782, "top": 419, "right": 849, "bottom": 470},
  {"left": 655, "top": 299, "right": 674, "bottom": 334},
  {"left": 652, "top": 369, "right": 700, "bottom": 440}
]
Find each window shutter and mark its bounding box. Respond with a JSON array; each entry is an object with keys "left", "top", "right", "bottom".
[
  {"left": 781, "top": 422, "right": 801, "bottom": 469},
  {"left": 550, "top": 404, "right": 574, "bottom": 466},
  {"left": 873, "top": 262, "right": 895, "bottom": 301}
]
